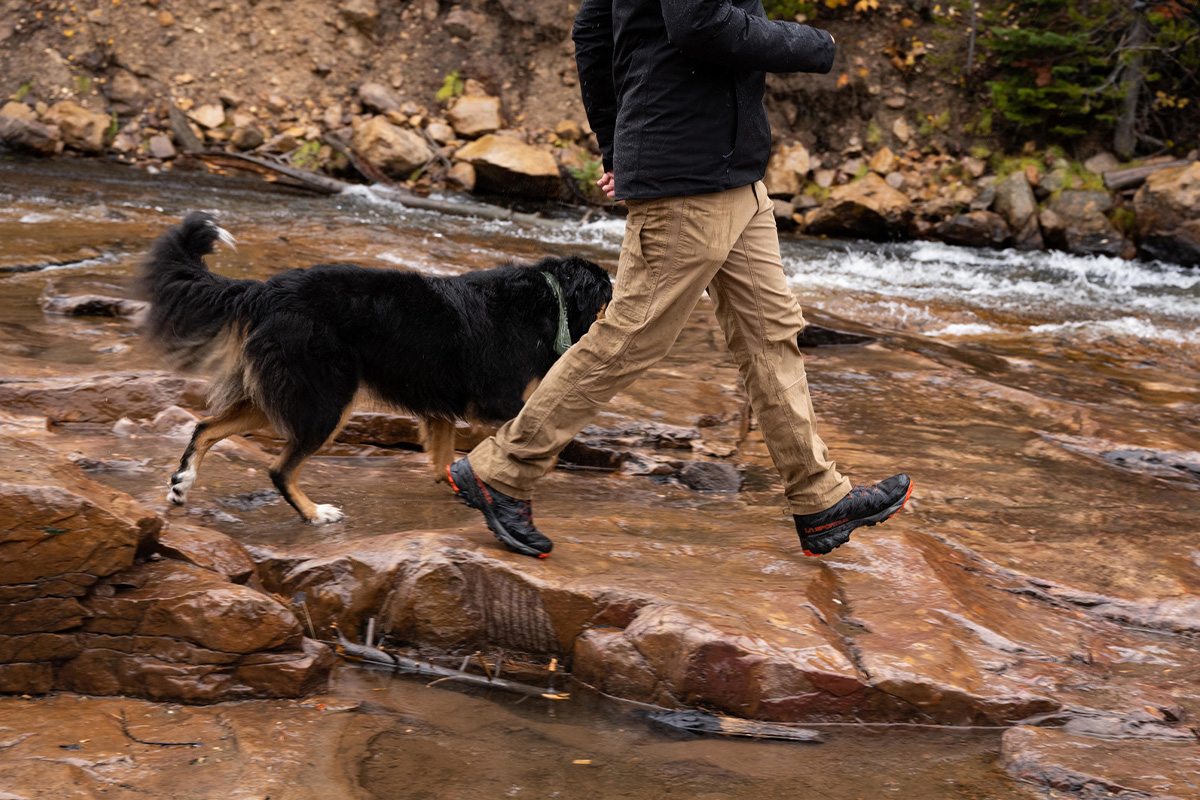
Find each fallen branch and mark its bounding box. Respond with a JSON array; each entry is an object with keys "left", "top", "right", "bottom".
[
  {"left": 646, "top": 709, "right": 823, "bottom": 742},
  {"left": 190, "top": 151, "right": 353, "bottom": 194},
  {"left": 329, "top": 629, "right": 568, "bottom": 700},
  {"left": 1103, "top": 158, "right": 1195, "bottom": 192}
]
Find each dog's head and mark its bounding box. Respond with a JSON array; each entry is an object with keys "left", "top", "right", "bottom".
[{"left": 541, "top": 256, "right": 613, "bottom": 343}]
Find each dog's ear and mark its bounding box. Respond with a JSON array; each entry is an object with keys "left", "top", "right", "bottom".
[{"left": 551, "top": 257, "right": 613, "bottom": 342}]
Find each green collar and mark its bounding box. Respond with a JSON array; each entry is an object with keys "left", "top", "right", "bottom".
[{"left": 541, "top": 271, "right": 572, "bottom": 356}]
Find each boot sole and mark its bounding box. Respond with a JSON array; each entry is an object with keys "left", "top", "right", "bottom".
[
  {"left": 803, "top": 478, "right": 914, "bottom": 557},
  {"left": 447, "top": 463, "right": 551, "bottom": 559}
]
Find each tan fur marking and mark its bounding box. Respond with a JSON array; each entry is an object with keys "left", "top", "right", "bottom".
[
  {"left": 596, "top": 302, "right": 608, "bottom": 321},
  {"left": 418, "top": 417, "right": 457, "bottom": 482},
  {"left": 270, "top": 446, "right": 320, "bottom": 520},
  {"left": 188, "top": 402, "right": 270, "bottom": 474},
  {"left": 521, "top": 378, "right": 541, "bottom": 403}
]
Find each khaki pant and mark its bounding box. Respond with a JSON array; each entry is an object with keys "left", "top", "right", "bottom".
[{"left": 470, "top": 181, "right": 851, "bottom": 514}]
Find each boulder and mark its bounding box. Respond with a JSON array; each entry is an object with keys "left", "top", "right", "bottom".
[
  {"left": 156, "top": 521, "right": 258, "bottom": 583},
  {"left": 0, "top": 115, "right": 62, "bottom": 155},
  {"left": 935, "top": 211, "right": 1011, "bottom": 249},
  {"left": 992, "top": 172, "right": 1042, "bottom": 250},
  {"left": 41, "top": 101, "right": 110, "bottom": 154},
  {"left": 763, "top": 141, "right": 811, "bottom": 198},
  {"left": 1133, "top": 161, "right": 1200, "bottom": 266},
  {"left": 454, "top": 134, "right": 562, "bottom": 198},
  {"left": 1044, "top": 190, "right": 1135, "bottom": 259},
  {"left": 446, "top": 161, "right": 476, "bottom": 192},
  {"left": 0, "top": 101, "right": 35, "bottom": 121},
  {"left": 357, "top": 82, "right": 403, "bottom": 114},
  {"left": 804, "top": 173, "right": 914, "bottom": 241},
  {"left": 446, "top": 95, "right": 503, "bottom": 138},
  {"left": 351, "top": 116, "right": 434, "bottom": 178}
]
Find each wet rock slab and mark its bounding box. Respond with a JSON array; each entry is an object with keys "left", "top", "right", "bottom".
[{"left": 1002, "top": 726, "right": 1200, "bottom": 799}]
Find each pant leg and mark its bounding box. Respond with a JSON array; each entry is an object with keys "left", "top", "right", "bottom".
[
  {"left": 706, "top": 181, "right": 851, "bottom": 514},
  {"left": 469, "top": 186, "right": 757, "bottom": 499}
]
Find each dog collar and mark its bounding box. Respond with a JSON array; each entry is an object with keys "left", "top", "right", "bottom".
[{"left": 541, "top": 271, "right": 572, "bottom": 355}]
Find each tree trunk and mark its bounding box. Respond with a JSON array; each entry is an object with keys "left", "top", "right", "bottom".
[{"left": 1114, "top": 13, "right": 1150, "bottom": 160}]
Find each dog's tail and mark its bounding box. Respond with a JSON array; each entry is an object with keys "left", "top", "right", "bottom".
[{"left": 139, "top": 211, "right": 255, "bottom": 372}]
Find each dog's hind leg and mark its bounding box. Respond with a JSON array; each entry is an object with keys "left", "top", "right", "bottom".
[
  {"left": 168, "top": 402, "right": 270, "bottom": 505},
  {"left": 269, "top": 404, "right": 354, "bottom": 524},
  {"left": 418, "top": 417, "right": 457, "bottom": 483}
]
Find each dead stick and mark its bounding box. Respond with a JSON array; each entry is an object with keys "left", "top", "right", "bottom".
[{"left": 119, "top": 710, "right": 202, "bottom": 747}]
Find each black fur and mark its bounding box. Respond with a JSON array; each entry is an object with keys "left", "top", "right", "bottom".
[{"left": 140, "top": 212, "right": 611, "bottom": 509}]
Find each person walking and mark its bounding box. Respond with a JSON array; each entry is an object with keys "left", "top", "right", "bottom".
[{"left": 447, "top": 0, "right": 912, "bottom": 558}]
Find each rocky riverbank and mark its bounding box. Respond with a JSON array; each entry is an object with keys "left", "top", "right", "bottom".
[{"left": 3, "top": 0, "right": 1199, "bottom": 266}]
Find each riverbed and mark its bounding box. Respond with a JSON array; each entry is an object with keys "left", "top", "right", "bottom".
[{"left": 1, "top": 156, "right": 1197, "bottom": 799}]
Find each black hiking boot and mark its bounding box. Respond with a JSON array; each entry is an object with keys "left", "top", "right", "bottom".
[
  {"left": 794, "top": 474, "right": 913, "bottom": 557},
  {"left": 446, "top": 457, "right": 553, "bottom": 558}
]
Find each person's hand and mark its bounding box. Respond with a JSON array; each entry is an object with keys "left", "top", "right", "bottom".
[{"left": 597, "top": 170, "right": 616, "bottom": 199}]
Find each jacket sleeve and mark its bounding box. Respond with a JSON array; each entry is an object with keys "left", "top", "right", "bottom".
[
  {"left": 660, "top": 0, "right": 837, "bottom": 74},
  {"left": 572, "top": 0, "right": 618, "bottom": 172}
]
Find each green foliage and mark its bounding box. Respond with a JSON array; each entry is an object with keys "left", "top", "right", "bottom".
[
  {"left": 982, "top": 0, "right": 1200, "bottom": 148},
  {"left": 73, "top": 75, "right": 91, "bottom": 95},
  {"left": 1110, "top": 206, "right": 1136, "bottom": 235},
  {"left": 866, "top": 119, "right": 883, "bottom": 145},
  {"left": 436, "top": 71, "right": 465, "bottom": 103},
  {"left": 106, "top": 112, "right": 118, "bottom": 142},
  {"left": 569, "top": 157, "right": 604, "bottom": 188},
  {"left": 762, "top": 0, "right": 815, "bottom": 19},
  {"left": 12, "top": 81, "right": 32, "bottom": 102},
  {"left": 291, "top": 140, "right": 322, "bottom": 170}
]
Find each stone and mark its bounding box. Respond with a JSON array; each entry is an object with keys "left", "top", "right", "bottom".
[
  {"left": 188, "top": 103, "right": 225, "bottom": 129},
  {"left": 454, "top": 134, "right": 562, "bottom": 198},
  {"left": 426, "top": 121, "right": 456, "bottom": 145},
  {"left": 0, "top": 101, "right": 35, "bottom": 121},
  {"left": 0, "top": 438, "right": 162, "bottom": 590},
  {"left": 678, "top": 462, "right": 743, "bottom": 493},
  {"left": 993, "top": 172, "right": 1038, "bottom": 231},
  {"left": 884, "top": 172, "right": 905, "bottom": 190},
  {"left": 106, "top": 69, "right": 144, "bottom": 113},
  {"left": 771, "top": 198, "right": 797, "bottom": 231},
  {"left": 148, "top": 134, "right": 177, "bottom": 159},
  {"left": 230, "top": 125, "right": 265, "bottom": 151},
  {"left": 763, "top": 141, "right": 811, "bottom": 197},
  {"left": 805, "top": 173, "right": 915, "bottom": 241},
  {"left": 962, "top": 156, "right": 987, "bottom": 178},
  {"left": 157, "top": 9, "right": 174, "bottom": 26},
  {"left": 1044, "top": 191, "right": 1136, "bottom": 259},
  {"left": 1083, "top": 151, "right": 1121, "bottom": 175},
  {"left": 41, "top": 101, "right": 109, "bottom": 154},
  {"left": 446, "top": 161, "right": 476, "bottom": 192},
  {"left": 351, "top": 116, "right": 434, "bottom": 178},
  {"left": 446, "top": 95, "right": 503, "bottom": 138},
  {"left": 814, "top": 169, "right": 836, "bottom": 189},
  {"left": 0, "top": 115, "right": 62, "bottom": 155},
  {"left": 969, "top": 184, "right": 996, "bottom": 212},
  {"left": 892, "top": 117, "right": 911, "bottom": 143},
  {"left": 935, "top": 211, "right": 1011, "bottom": 249},
  {"left": 1036, "top": 168, "right": 1066, "bottom": 200},
  {"left": 1133, "top": 161, "right": 1200, "bottom": 266},
  {"left": 39, "top": 291, "right": 147, "bottom": 318},
  {"left": 0, "top": 371, "right": 207, "bottom": 423},
  {"left": 555, "top": 119, "right": 583, "bottom": 142},
  {"left": 1002, "top": 727, "right": 1200, "bottom": 799},
  {"left": 340, "top": 0, "right": 379, "bottom": 35},
  {"left": 868, "top": 146, "right": 896, "bottom": 175},
  {"left": 443, "top": 7, "right": 485, "bottom": 39},
  {"left": 358, "top": 82, "right": 403, "bottom": 114},
  {"left": 156, "top": 521, "right": 258, "bottom": 583}
]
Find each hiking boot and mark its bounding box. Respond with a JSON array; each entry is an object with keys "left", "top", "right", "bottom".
[
  {"left": 794, "top": 474, "right": 913, "bottom": 556},
  {"left": 446, "top": 457, "right": 553, "bottom": 558}
]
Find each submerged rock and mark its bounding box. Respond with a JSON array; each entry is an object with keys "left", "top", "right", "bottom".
[{"left": 0, "top": 371, "right": 207, "bottom": 423}]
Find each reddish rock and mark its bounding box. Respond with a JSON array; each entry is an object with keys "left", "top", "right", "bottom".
[
  {"left": 1002, "top": 726, "right": 1200, "bottom": 799},
  {"left": 41, "top": 101, "right": 110, "bottom": 154},
  {"left": 156, "top": 521, "right": 258, "bottom": 583},
  {"left": 447, "top": 96, "right": 503, "bottom": 138},
  {"left": 84, "top": 561, "right": 302, "bottom": 654},
  {"left": 0, "top": 371, "right": 208, "bottom": 423},
  {"left": 453, "top": 134, "right": 562, "bottom": 198},
  {"left": 1134, "top": 161, "right": 1200, "bottom": 266}
]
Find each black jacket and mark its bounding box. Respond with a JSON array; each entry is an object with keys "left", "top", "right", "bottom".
[{"left": 573, "top": 0, "right": 836, "bottom": 200}]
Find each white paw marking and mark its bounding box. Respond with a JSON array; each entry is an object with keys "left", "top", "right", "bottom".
[
  {"left": 167, "top": 468, "right": 196, "bottom": 504},
  {"left": 310, "top": 504, "right": 345, "bottom": 524}
]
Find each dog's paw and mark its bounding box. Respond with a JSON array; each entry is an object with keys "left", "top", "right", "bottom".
[
  {"left": 309, "top": 504, "right": 345, "bottom": 524},
  {"left": 167, "top": 468, "right": 196, "bottom": 505}
]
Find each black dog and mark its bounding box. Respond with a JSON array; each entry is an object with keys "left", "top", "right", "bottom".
[{"left": 140, "top": 212, "right": 611, "bottom": 523}]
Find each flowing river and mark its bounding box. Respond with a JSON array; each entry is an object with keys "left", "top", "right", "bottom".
[{"left": 1, "top": 157, "right": 1197, "bottom": 799}]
